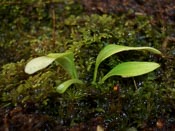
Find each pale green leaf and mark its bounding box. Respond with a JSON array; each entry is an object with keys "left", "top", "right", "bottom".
[
  {"left": 101, "top": 62, "right": 160, "bottom": 83},
  {"left": 93, "top": 44, "right": 162, "bottom": 83},
  {"left": 25, "top": 56, "right": 56, "bottom": 74},
  {"left": 56, "top": 79, "right": 83, "bottom": 94},
  {"left": 25, "top": 51, "right": 78, "bottom": 79}
]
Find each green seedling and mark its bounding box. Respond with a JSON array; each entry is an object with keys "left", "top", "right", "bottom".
[
  {"left": 25, "top": 51, "right": 82, "bottom": 93},
  {"left": 93, "top": 44, "right": 162, "bottom": 83},
  {"left": 25, "top": 44, "right": 162, "bottom": 93}
]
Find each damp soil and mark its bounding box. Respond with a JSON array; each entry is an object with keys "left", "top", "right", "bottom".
[{"left": 1, "top": 0, "right": 175, "bottom": 131}]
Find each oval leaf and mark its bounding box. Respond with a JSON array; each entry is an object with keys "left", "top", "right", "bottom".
[
  {"left": 101, "top": 62, "right": 160, "bottom": 83},
  {"left": 25, "top": 56, "right": 56, "bottom": 74},
  {"left": 56, "top": 79, "right": 83, "bottom": 94},
  {"left": 93, "top": 44, "right": 162, "bottom": 83}
]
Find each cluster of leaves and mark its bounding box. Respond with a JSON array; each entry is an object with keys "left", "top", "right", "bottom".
[{"left": 24, "top": 44, "right": 161, "bottom": 94}]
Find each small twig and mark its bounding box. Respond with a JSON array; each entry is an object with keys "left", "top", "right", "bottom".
[
  {"left": 51, "top": 3, "right": 56, "bottom": 45},
  {"left": 132, "top": 77, "right": 138, "bottom": 90}
]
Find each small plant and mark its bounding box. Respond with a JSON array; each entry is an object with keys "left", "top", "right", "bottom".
[
  {"left": 93, "top": 44, "right": 161, "bottom": 83},
  {"left": 25, "top": 51, "right": 83, "bottom": 94},
  {"left": 25, "top": 44, "right": 162, "bottom": 93}
]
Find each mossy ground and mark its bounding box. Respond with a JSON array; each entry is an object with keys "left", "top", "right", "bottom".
[{"left": 0, "top": 0, "right": 175, "bottom": 130}]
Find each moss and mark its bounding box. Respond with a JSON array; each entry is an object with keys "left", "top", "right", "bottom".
[{"left": 0, "top": 60, "right": 68, "bottom": 107}]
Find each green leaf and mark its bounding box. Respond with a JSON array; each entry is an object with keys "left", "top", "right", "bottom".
[
  {"left": 25, "top": 51, "right": 78, "bottom": 79},
  {"left": 100, "top": 62, "right": 160, "bottom": 83},
  {"left": 93, "top": 44, "right": 162, "bottom": 83},
  {"left": 25, "top": 56, "right": 56, "bottom": 74},
  {"left": 56, "top": 79, "right": 83, "bottom": 94}
]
